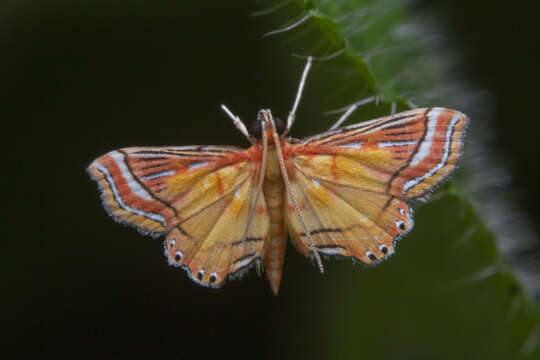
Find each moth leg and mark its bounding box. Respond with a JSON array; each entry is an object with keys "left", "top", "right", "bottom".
[
  {"left": 327, "top": 96, "right": 378, "bottom": 130},
  {"left": 220, "top": 104, "right": 253, "bottom": 144},
  {"left": 284, "top": 56, "right": 313, "bottom": 135}
]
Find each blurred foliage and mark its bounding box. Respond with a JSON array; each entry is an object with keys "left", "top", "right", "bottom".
[{"left": 254, "top": 0, "right": 540, "bottom": 358}]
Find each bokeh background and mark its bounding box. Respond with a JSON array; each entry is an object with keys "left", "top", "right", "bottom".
[{"left": 4, "top": 1, "right": 540, "bottom": 359}]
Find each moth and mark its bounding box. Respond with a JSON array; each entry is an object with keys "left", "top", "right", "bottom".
[{"left": 87, "top": 57, "right": 468, "bottom": 294}]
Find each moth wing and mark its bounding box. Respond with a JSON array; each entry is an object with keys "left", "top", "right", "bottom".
[
  {"left": 286, "top": 107, "right": 467, "bottom": 263},
  {"left": 165, "top": 173, "right": 269, "bottom": 287},
  {"left": 87, "top": 145, "right": 269, "bottom": 287},
  {"left": 296, "top": 107, "right": 468, "bottom": 198},
  {"left": 285, "top": 169, "right": 412, "bottom": 264}
]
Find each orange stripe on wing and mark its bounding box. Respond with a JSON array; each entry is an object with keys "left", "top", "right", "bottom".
[
  {"left": 388, "top": 108, "right": 468, "bottom": 198},
  {"left": 95, "top": 151, "right": 177, "bottom": 224}
]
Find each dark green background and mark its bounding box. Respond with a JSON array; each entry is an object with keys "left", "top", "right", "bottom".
[{"left": 4, "top": 1, "right": 540, "bottom": 359}]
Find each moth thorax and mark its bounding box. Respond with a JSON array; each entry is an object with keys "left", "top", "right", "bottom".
[{"left": 248, "top": 114, "right": 285, "bottom": 139}]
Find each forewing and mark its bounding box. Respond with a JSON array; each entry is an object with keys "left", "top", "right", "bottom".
[
  {"left": 88, "top": 145, "right": 269, "bottom": 287},
  {"left": 296, "top": 107, "right": 468, "bottom": 198},
  {"left": 285, "top": 107, "right": 467, "bottom": 264},
  {"left": 87, "top": 146, "right": 249, "bottom": 234}
]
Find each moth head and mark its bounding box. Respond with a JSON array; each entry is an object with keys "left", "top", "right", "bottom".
[{"left": 249, "top": 110, "right": 285, "bottom": 139}]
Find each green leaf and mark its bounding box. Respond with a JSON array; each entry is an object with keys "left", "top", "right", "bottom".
[{"left": 255, "top": 1, "right": 540, "bottom": 359}]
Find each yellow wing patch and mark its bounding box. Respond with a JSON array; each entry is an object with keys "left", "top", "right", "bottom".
[
  {"left": 292, "top": 149, "right": 398, "bottom": 195},
  {"left": 169, "top": 162, "right": 251, "bottom": 222}
]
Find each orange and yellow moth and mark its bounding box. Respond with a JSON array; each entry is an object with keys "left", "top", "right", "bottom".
[{"left": 87, "top": 58, "right": 468, "bottom": 295}]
